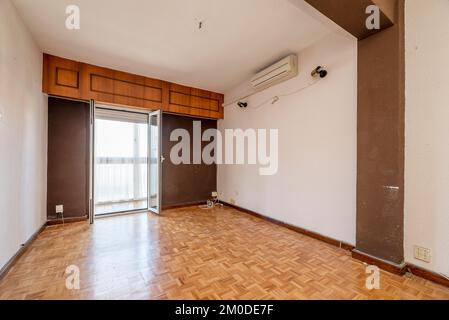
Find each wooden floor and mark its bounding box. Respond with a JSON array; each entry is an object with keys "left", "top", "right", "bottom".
[{"left": 1, "top": 206, "right": 449, "bottom": 300}]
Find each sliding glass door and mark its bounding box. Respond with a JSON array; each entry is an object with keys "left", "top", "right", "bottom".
[{"left": 91, "top": 106, "right": 161, "bottom": 218}]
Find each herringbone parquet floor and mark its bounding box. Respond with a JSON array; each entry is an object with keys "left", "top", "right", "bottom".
[{"left": 1, "top": 206, "right": 448, "bottom": 300}]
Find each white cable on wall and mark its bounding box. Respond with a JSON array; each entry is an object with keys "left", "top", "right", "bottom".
[{"left": 247, "top": 78, "right": 321, "bottom": 110}]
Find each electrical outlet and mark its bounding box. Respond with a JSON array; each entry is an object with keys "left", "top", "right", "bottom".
[
  {"left": 211, "top": 191, "right": 218, "bottom": 198},
  {"left": 56, "top": 205, "right": 64, "bottom": 214},
  {"left": 414, "top": 246, "right": 431, "bottom": 263}
]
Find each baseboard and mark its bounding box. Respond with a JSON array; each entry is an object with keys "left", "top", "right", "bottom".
[
  {"left": 46, "top": 215, "right": 88, "bottom": 225},
  {"left": 407, "top": 264, "right": 449, "bottom": 288},
  {"left": 351, "top": 249, "right": 407, "bottom": 275},
  {"left": 221, "top": 201, "right": 355, "bottom": 251},
  {"left": 162, "top": 201, "right": 206, "bottom": 210},
  {"left": 0, "top": 222, "right": 47, "bottom": 281},
  {"left": 351, "top": 251, "right": 449, "bottom": 288}
]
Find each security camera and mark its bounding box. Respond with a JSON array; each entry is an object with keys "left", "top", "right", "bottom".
[
  {"left": 237, "top": 101, "right": 248, "bottom": 108},
  {"left": 311, "top": 66, "right": 328, "bottom": 78}
]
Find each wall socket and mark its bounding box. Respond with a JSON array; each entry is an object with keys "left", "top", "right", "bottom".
[
  {"left": 414, "top": 245, "right": 431, "bottom": 263},
  {"left": 211, "top": 191, "right": 218, "bottom": 198},
  {"left": 56, "top": 205, "right": 64, "bottom": 214}
]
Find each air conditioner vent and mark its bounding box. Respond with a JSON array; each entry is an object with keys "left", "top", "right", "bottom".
[{"left": 250, "top": 54, "right": 298, "bottom": 91}]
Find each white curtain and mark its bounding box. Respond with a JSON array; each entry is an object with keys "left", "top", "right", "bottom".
[{"left": 94, "top": 114, "right": 148, "bottom": 205}]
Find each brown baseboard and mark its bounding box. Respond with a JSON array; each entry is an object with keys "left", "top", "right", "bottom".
[
  {"left": 407, "top": 264, "right": 449, "bottom": 288},
  {"left": 351, "top": 251, "right": 449, "bottom": 288},
  {"left": 0, "top": 222, "right": 47, "bottom": 281},
  {"left": 162, "top": 201, "right": 207, "bottom": 210},
  {"left": 351, "top": 250, "right": 407, "bottom": 275},
  {"left": 222, "top": 201, "right": 355, "bottom": 251},
  {"left": 46, "top": 215, "right": 88, "bottom": 226}
]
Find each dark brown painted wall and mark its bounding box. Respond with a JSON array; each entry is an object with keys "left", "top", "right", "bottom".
[
  {"left": 373, "top": 0, "right": 397, "bottom": 22},
  {"left": 162, "top": 114, "right": 217, "bottom": 208},
  {"left": 304, "top": 0, "right": 404, "bottom": 265},
  {"left": 47, "top": 98, "right": 90, "bottom": 219},
  {"left": 356, "top": 0, "right": 405, "bottom": 264},
  {"left": 304, "top": 0, "right": 394, "bottom": 39}
]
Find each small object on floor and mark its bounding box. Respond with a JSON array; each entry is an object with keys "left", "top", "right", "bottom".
[{"left": 199, "top": 196, "right": 223, "bottom": 209}]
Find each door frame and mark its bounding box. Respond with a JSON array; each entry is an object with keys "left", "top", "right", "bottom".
[
  {"left": 148, "top": 109, "right": 162, "bottom": 215},
  {"left": 89, "top": 100, "right": 95, "bottom": 224},
  {"left": 88, "top": 101, "right": 162, "bottom": 223}
]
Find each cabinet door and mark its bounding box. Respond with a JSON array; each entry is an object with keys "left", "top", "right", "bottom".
[
  {"left": 168, "top": 84, "right": 224, "bottom": 119},
  {"left": 112, "top": 71, "right": 164, "bottom": 110},
  {"left": 81, "top": 65, "right": 164, "bottom": 110},
  {"left": 112, "top": 70, "right": 145, "bottom": 108},
  {"left": 167, "top": 83, "right": 192, "bottom": 115},
  {"left": 81, "top": 64, "right": 114, "bottom": 103},
  {"left": 189, "top": 88, "right": 211, "bottom": 118},
  {"left": 209, "top": 92, "right": 224, "bottom": 119},
  {"left": 43, "top": 54, "right": 82, "bottom": 99}
]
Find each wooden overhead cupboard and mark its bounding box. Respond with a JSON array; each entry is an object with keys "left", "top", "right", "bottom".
[{"left": 42, "top": 54, "right": 224, "bottom": 119}]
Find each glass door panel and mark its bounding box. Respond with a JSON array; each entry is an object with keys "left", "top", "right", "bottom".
[
  {"left": 94, "top": 108, "right": 149, "bottom": 216},
  {"left": 148, "top": 110, "right": 161, "bottom": 213}
]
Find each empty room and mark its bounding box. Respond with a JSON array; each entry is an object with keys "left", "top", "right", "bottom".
[{"left": 1, "top": 0, "right": 449, "bottom": 309}]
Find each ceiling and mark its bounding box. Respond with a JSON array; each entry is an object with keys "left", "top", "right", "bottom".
[{"left": 13, "top": 0, "right": 334, "bottom": 93}]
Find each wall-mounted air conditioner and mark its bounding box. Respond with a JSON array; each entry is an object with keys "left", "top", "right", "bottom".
[{"left": 250, "top": 54, "right": 298, "bottom": 91}]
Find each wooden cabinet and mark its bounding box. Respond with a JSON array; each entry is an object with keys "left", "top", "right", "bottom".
[
  {"left": 43, "top": 54, "right": 82, "bottom": 99},
  {"left": 81, "top": 65, "right": 165, "bottom": 110},
  {"left": 166, "top": 84, "right": 223, "bottom": 118},
  {"left": 43, "top": 54, "right": 224, "bottom": 119}
]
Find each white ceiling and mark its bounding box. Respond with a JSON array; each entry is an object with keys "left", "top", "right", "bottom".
[{"left": 13, "top": 0, "right": 334, "bottom": 93}]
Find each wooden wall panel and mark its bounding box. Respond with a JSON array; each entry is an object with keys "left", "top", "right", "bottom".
[
  {"left": 43, "top": 54, "right": 223, "bottom": 119},
  {"left": 47, "top": 97, "right": 90, "bottom": 220},
  {"left": 162, "top": 114, "right": 217, "bottom": 207}
]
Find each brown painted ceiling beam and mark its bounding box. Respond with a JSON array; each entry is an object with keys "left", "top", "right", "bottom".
[{"left": 304, "top": 0, "right": 395, "bottom": 39}]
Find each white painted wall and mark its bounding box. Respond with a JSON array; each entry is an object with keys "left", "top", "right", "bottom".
[
  {"left": 0, "top": 0, "right": 47, "bottom": 269},
  {"left": 405, "top": 0, "right": 449, "bottom": 277},
  {"left": 218, "top": 32, "right": 357, "bottom": 245}
]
